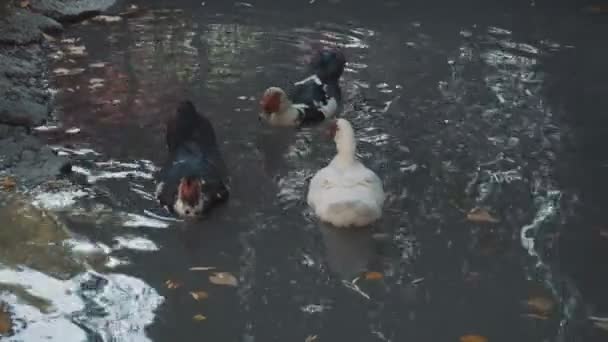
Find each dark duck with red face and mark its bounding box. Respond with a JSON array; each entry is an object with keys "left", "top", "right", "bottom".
[
  {"left": 259, "top": 48, "right": 346, "bottom": 127},
  {"left": 155, "top": 101, "right": 229, "bottom": 219}
]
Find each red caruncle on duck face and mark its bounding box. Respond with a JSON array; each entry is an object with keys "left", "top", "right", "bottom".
[
  {"left": 260, "top": 90, "right": 282, "bottom": 114},
  {"left": 178, "top": 177, "right": 201, "bottom": 206}
]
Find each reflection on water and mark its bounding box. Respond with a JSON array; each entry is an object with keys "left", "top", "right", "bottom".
[{"left": 0, "top": 2, "right": 587, "bottom": 341}]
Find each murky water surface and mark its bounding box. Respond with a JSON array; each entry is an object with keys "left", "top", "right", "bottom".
[{"left": 1, "top": 1, "right": 603, "bottom": 341}]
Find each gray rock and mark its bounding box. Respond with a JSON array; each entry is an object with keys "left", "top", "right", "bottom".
[
  {"left": 30, "top": 0, "right": 117, "bottom": 22},
  {"left": 0, "top": 45, "right": 51, "bottom": 127},
  {"left": 0, "top": 82, "right": 50, "bottom": 127},
  {"left": 0, "top": 9, "right": 62, "bottom": 45},
  {"left": 5, "top": 144, "right": 71, "bottom": 188}
]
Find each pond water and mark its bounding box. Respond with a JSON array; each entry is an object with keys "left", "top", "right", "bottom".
[{"left": 1, "top": 0, "right": 606, "bottom": 341}]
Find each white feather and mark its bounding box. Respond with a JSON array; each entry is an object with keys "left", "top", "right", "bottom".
[{"left": 295, "top": 74, "right": 322, "bottom": 86}]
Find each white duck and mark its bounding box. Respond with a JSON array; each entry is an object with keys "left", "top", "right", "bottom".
[{"left": 307, "top": 118, "right": 385, "bottom": 227}]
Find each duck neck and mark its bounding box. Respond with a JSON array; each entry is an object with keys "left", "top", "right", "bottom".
[{"left": 334, "top": 133, "right": 356, "bottom": 167}]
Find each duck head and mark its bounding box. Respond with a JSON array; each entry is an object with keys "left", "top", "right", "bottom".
[
  {"left": 174, "top": 176, "right": 207, "bottom": 218},
  {"left": 258, "top": 87, "right": 290, "bottom": 122}
]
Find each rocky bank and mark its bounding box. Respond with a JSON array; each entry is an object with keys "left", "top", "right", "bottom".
[{"left": 0, "top": 0, "right": 118, "bottom": 190}]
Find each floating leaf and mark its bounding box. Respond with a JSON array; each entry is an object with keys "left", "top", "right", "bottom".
[
  {"left": 0, "top": 177, "right": 16, "bottom": 191},
  {"left": 364, "top": 271, "right": 383, "bottom": 280},
  {"left": 590, "top": 316, "right": 608, "bottom": 332},
  {"left": 521, "top": 313, "right": 549, "bottom": 320},
  {"left": 460, "top": 335, "right": 488, "bottom": 342},
  {"left": 190, "top": 291, "right": 209, "bottom": 301},
  {"left": 584, "top": 5, "right": 608, "bottom": 13},
  {"left": 525, "top": 296, "right": 554, "bottom": 315},
  {"left": 193, "top": 314, "right": 207, "bottom": 321},
  {"left": 305, "top": 335, "right": 318, "bottom": 342},
  {"left": 466, "top": 208, "right": 499, "bottom": 223},
  {"left": 189, "top": 266, "right": 216, "bottom": 271},
  {"left": 91, "top": 15, "right": 123, "bottom": 23},
  {"left": 209, "top": 272, "right": 238, "bottom": 287},
  {"left": 165, "top": 279, "right": 181, "bottom": 289},
  {"left": 0, "top": 304, "right": 11, "bottom": 335},
  {"left": 19, "top": 0, "right": 30, "bottom": 8}
]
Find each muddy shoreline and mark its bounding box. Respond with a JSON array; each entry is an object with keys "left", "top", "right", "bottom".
[{"left": 0, "top": 0, "right": 121, "bottom": 190}]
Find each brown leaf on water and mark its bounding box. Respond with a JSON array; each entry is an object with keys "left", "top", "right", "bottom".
[
  {"left": 460, "top": 335, "right": 488, "bottom": 342},
  {"left": 364, "top": 271, "right": 384, "bottom": 280},
  {"left": 209, "top": 272, "right": 238, "bottom": 287},
  {"left": 192, "top": 314, "right": 207, "bottom": 321},
  {"left": 466, "top": 207, "right": 499, "bottom": 223},
  {"left": 19, "top": 0, "right": 30, "bottom": 8},
  {"left": 525, "top": 296, "right": 554, "bottom": 315},
  {"left": 305, "top": 335, "right": 318, "bottom": 342},
  {"left": 0, "top": 304, "right": 11, "bottom": 335},
  {"left": 190, "top": 291, "right": 209, "bottom": 301},
  {"left": 164, "top": 279, "right": 181, "bottom": 289},
  {"left": 0, "top": 177, "right": 16, "bottom": 192},
  {"left": 583, "top": 5, "right": 608, "bottom": 14}
]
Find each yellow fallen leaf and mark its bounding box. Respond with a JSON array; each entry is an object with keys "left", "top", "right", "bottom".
[
  {"left": 0, "top": 304, "right": 11, "bottom": 335},
  {"left": 305, "top": 335, "right": 318, "bottom": 342},
  {"left": 466, "top": 207, "right": 499, "bottom": 223},
  {"left": 190, "top": 291, "right": 209, "bottom": 301},
  {"left": 525, "top": 296, "right": 554, "bottom": 315},
  {"left": 193, "top": 314, "right": 207, "bottom": 321},
  {"left": 0, "top": 177, "right": 16, "bottom": 191},
  {"left": 189, "top": 266, "right": 216, "bottom": 271},
  {"left": 364, "top": 271, "right": 383, "bottom": 280},
  {"left": 460, "top": 335, "right": 488, "bottom": 342},
  {"left": 209, "top": 272, "right": 238, "bottom": 287},
  {"left": 165, "top": 279, "right": 181, "bottom": 289}
]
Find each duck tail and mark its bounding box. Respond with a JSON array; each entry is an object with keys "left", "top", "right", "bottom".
[{"left": 310, "top": 48, "right": 346, "bottom": 84}]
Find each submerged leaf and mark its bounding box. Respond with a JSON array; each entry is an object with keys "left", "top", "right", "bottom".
[
  {"left": 209, "top": 272, "right": 238, "bottom": 287},
  {"left": 525, "top": 296, "right": 554, "bottom": 315},
  {"left": 0, "top": 177, "right": 16, "bottom": 191},
  {"left": 466, "top": 208, "right": 499, "bottom": 223},
  {"left": 165, "top": 279, "right": 181, "bottom": 289},
  {"left": 0, "top": 304, "right": 11, "bottom": 335},
  {"left": 193, "top": 314, "right": 207, "bottom": 321},
  {"left": 460, "top": 335, "right": 488, "bottom": 342},
  {"left": 364, "top": 271, "right": 384, "bottom": 280},
  {"left": 190, "top": 291, "right": 209, "bottom": 301},
  {"left": 305, "top": 335, "right": 318, "bottom": 342}
]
